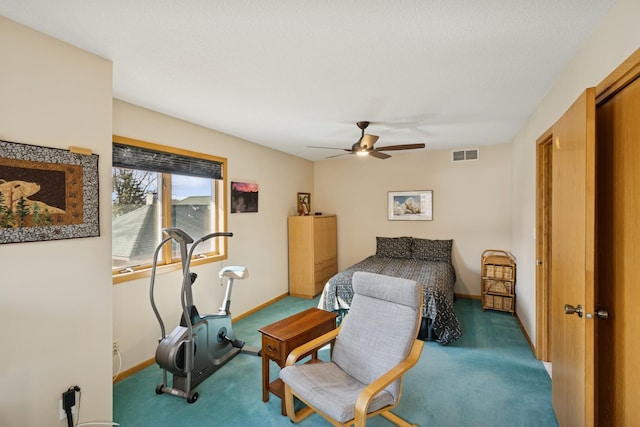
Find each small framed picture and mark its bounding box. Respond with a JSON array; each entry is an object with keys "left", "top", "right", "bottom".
[
  {"left": 231, "top": 181, "right": 259, "bottom": 213},
  {"left": 388, "top": 190, "right": 433, "bottom": 221},
  {"left": 297, "top": 192, "right": 311, "bottom": 215}
]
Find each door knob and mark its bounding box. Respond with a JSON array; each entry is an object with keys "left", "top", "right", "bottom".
[{"left": 564, "top": 304, "right": 583, "bottom": 317}]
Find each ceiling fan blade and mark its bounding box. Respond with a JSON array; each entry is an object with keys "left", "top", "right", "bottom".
[
  {"left": 369, "top": 150, "right": 391, "bottom": 159},
  {"left": 375, "top": 143, "right": 426, "bottom": 151},
  {"left": 325, "top": 152, "right": 353, "bottom": 159},
  {"left": 360, "top": 134, "right": 379, "bottom": 150},
  {"left": 308, "top": 146, "right": 352, "bottom": 152}
]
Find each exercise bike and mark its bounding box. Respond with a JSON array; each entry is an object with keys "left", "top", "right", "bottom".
[{"left": 149, "top": 228, "right": 261, "bottom": 403}]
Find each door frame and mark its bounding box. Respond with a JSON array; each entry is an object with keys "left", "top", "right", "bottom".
[{"left": 535, "top": 130, "right": 553, "bottom": 362}]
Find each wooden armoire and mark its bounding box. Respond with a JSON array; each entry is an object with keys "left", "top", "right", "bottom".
[{"left": 287, "top": 215, "right": 337, "bottom": 298}]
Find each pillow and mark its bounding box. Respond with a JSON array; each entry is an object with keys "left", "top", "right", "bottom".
[
  {"left": 412, "top": 238, "right": 453, "bottom": 263},
  {"left": 375, "top": 236, "right": 412, "bottom": 259}
]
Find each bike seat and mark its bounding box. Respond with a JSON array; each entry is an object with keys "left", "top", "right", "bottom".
[{"left": 219, "top": 266, "right": 249, "bottom": 279}]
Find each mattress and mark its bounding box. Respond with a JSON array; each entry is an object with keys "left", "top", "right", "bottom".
[{"left": 318, "top": 255, "right": 462, "bottom": 345}]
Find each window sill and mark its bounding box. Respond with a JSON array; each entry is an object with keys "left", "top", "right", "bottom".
[{"left": 112, "top": 253, "right": 227, "bottom": 284}]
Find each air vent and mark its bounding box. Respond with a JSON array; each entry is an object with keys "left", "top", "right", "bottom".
[{"left": 451, "top": 148, "right": 479, "bottom": 162}]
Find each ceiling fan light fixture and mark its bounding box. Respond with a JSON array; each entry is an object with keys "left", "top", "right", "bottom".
[{"left": 309, "top": 121, "right": 426, "bottom": 159}]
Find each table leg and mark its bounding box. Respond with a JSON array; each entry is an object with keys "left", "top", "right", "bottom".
[{"left": 261, "top": 352, "right": 269, "bottom": 402}]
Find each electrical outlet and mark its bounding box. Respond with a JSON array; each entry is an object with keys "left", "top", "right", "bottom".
[
  {"left": 112, "top": 339, "right": 120, "bottom": 354},
  {"left": 59, "top": 399, "right": 76, "bottom": 421}
]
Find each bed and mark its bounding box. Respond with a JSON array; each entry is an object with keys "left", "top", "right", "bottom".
[{"left": 318, "top": 236, "right": 462, "bottom": 345}]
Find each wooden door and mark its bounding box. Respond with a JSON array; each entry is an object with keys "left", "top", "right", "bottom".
[
  {"left": 595, "top": 74, "right": 640, "bottom": 426},
  {"left": 550, "top": 88, "right": 596, "bottom": 427}
]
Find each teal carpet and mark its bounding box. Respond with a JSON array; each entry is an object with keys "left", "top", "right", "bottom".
[{"left": 114, "top": 297, "right": 558, "bottom": 426}]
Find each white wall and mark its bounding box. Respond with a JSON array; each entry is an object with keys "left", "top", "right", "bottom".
[
  {"left": 112, "top": 100, "right": 314, "bottom": 372},
  {"left": 0, "top": 17, "right": 113, "bottom": 427},
  {"left": 510, "top": 0, "right": 640, "bottom": 345},
  {"left": 314, "top": 143, "right": 512, "bottom": 296}
]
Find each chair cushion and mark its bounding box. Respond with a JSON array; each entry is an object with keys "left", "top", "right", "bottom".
[
  {"left": 332, "top": 272, "right": 421, "bottom": 400},
  {"left": 279, "top": 361, "right": 394, "bottom": 423},
  {"left": 280, "top": 272, "right": 421, "bottom": 424},
  {"left": 352, "top": 271, "right": 422, "bottom": 307}
]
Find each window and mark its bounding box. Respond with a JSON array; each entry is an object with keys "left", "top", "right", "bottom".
[{"left": 112, "top": 135, "right": 227, "bottom": 283}]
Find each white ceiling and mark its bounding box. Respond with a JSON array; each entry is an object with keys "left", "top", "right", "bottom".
[{"left": 0, "top": 1, "right": 615, "bottom": 161}]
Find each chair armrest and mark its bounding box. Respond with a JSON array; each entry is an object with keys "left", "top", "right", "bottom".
[
  {"left": 285, "top": 325, "right": 341, "bottom": 367},
  {"left": 354, "top": 339, "right": 424, "bottom": 423}
]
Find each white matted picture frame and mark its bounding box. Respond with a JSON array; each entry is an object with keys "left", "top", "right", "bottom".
[{"left": 388, "top": 190, "right": 433, "bottom": 221}]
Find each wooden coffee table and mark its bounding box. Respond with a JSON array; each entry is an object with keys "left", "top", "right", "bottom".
[{"left": 258, "top": 307, "right": 337, "bottom": 415}]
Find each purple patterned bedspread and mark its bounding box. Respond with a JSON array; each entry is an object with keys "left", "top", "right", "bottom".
[{"left": 318, "top": 255, "right": 462, "bottom": 345}]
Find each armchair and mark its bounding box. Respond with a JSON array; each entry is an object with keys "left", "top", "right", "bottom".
[{"left": 279, "top": 271, "right": 424, "bottom": 427}]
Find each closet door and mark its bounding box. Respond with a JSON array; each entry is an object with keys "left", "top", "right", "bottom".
[
  {"left": 550, "top": 88, "right": 596, "bottom": 427},
  {"left": 595, "top": 73, "right": 640, "bottom": 426}
]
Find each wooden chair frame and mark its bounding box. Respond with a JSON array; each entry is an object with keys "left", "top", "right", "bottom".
[{"left": 283, "top": 319, "right": 424, "bottom": 427}]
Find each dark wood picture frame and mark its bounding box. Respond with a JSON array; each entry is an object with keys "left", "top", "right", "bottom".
[{"left": 297, "top": 192, "right": 310, "bottom": 215}]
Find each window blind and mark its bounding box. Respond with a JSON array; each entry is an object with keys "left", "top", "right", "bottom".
[{"left": 112, "top": 143, "right": 223, "bottom": 180}]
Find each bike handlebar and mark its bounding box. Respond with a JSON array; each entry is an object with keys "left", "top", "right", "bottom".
[{"left": 200, "top": 231, "right": 233, "bottom": 242}]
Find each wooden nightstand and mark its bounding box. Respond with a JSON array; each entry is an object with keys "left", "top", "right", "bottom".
[{"left": 258, "top": 308, "right": 337, "bottom": 415}]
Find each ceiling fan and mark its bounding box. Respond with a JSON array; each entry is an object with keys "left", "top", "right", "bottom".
[{"left": 309, "top": 121, "right": 426, "bottom": 159}]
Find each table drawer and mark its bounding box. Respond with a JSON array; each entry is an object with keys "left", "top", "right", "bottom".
[{"left": 262, "top": 335, "right": 283, "bottom": 363}]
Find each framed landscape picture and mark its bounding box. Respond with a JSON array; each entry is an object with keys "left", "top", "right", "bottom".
[
  {"left": 231, "top": 181, "right": 259, "bottom": 213},
  {"left": 388, "top": 190, "right": 433, "bottom": 221},
  {"left": 0, "top": 139, "right": 100, "bottom": 243}
]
